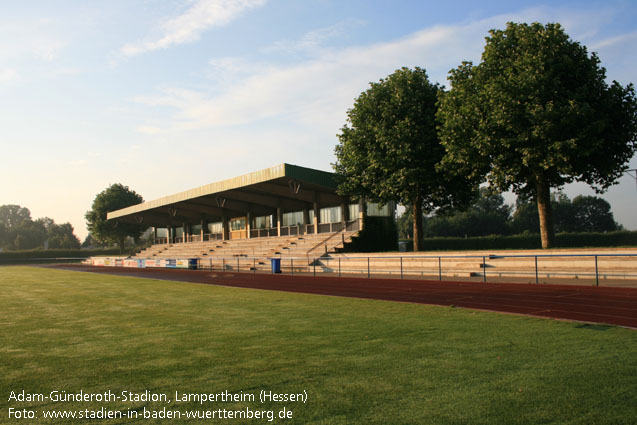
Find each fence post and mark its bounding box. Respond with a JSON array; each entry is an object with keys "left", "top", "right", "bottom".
[
  {"left": 400, "top": 257, "right": 403, "bottom": 279},
  {"left": 237, "top": 257, "right": 240, "bottom": 273},
  {"left": 438, "top": 257, "right": 442, "bottom": 281},
  {"left": 291, "top": 258, "right": 294, "bottom": 276},
  {"left": 367, "top": 257, "right": 370, "bottom": 278},
  {"left": 595, "top": 255, "right": 599, "bottom": 286},
  {"left": 338, "top": 258, "right": 341, "bottom": 277},
  {"left": 222, "top": 258, "right": 225, "bottom": 271},
  {"left": 535, "top": 256, "right": 538, "bottom": 284},
  {"left": 313, "top": 258, "right": 316, "bottom": 277},
  {"left": 483, "top": 256, "right": 486, "bottom": 283},
  {"left": 253, "top": 258, "right": 256, "bottom": 274}
]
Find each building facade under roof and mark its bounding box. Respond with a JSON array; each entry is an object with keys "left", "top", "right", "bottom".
[{"left": 107, "top": 163, "right": 393, "bottom": 244}]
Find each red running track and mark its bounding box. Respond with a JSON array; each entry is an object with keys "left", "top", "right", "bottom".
[{"left": 49, "top": 265, "right": 637, "bottom": 329}]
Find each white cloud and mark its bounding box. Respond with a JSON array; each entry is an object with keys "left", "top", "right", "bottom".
[
  {"left": 264, "top": 19, "right": 365, "bottom": 55},
  {"left": 136, "top": 125, "right": 163, "bottom": 135},
  {"left": 591, "top": 30, "right": 637, "bottom": 50},
  {"left": 0, "top": 20, "right": 67, "bottom": 63},
  {"left": 0, "top": 68, "right": 18, "bottom": 84},
  {"left": 121, "top": 0, "right": 267, "bottom": 57},
  {"left": 132, "top": 6, "right": 621, "bottom": 137}
]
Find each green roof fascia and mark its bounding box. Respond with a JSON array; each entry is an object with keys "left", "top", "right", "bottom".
[
  {"left": 107, "top": 163, "right": 337, "bottom": 220},
  {"left": 284, "top": 163, "right": 337, "bottom": 189}
]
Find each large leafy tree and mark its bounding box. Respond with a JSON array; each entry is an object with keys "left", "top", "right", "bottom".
[
  {"left": 334, "top": 67, "right": 475, "bottom": 251},
  {"left": 438, "top": 22, "right": 637, "bottom": 248},
  {"left": 85, "top": 184, "right": 145, "bottom": 253}
]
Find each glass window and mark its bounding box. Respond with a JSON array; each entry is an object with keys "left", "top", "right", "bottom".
[
  {"left": 208, "top": 222, "right": 222, "bottom": 234},
  {"left": 309, "top": 209, "right": 315, "bottom": 222},
  {"left": 175, "top": 227, "right": 184, "bottom": 237},
  {"left": 320, "top": 206, "right": 342, "bottom": 223},
  {"left": 253, "top": 215, "right": 272, "bottom": 229},
  {"left": 367, "top": 202, "right": 391, "bottom": 216},
  {"left": 283, "top": 211, "right": 304, "bottom": 226},
  {"left": 156, "top": 228, "right": 168, "bottom": 238},
  {"left": 191, "top": 224, "right": 202, "bottom": 234},
  {"left": 230, "top": 217, "right": 246, "bottom": 231},
  {"left": 349, "top": 203, "right": 360, "bottom": 220}
]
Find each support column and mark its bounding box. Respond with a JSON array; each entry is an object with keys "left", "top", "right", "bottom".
[
  {"left": 222, "top": 215, "right": 229, "bottom": 241},
  {"left": 246, "top": 211, "right": 251, "bottom": 239},
  {"left": 340, "top": 201, "right": 347, "bottom": 230},
  {"left": 168, "top": 226, "right": 173, "bottom": 244},
  {"left": 276, "top": 207, "right": 282, "bottom": 237},
  {"left": 153, "top": 227, "right": 157, "bottom": 244},
  {"left": 303, "top": 209, "right": 310, "bottom": 235},
  {"left": 358, "top": 198, "right": 366, "bottom": 231},
  {"left": 200, "top": 219, "right": 205, "bottom": 241},
  {"left": 313, "top": 202, "right": 319, "bottom": 234},
  {"left": 183, "top": 222, "right": 188, "bottom": 244}
]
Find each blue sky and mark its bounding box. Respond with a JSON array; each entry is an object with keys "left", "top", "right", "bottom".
[{"left": 1, "top": 0, "right": 636, "bottom": 240}]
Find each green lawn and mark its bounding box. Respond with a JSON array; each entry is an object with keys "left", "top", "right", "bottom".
[{"left": 1, "top": 266, "right": 636, "bottom": 424}]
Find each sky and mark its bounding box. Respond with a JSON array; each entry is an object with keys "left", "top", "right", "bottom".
[{"left": 1, "top": 0, "right": 636, "bottom": 241}]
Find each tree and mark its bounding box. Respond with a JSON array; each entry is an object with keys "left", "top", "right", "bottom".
[
  {"left": 438, "top": 22, "right": 637, "bottom": 248},
  {"left": 512, "top": 193, "right": 620, "bottom": 234},
  {"left": 334, "top": 67, "right": 476, "bottom": 251},
  {"left": 0, "top": 205, "right": 44, "bottom": 250},
  {"left": 85, "top": 184, "right": 145, "bottom": 253},
  {"left": 571, "top": 195, "right": 619, "bottom": 232},
  {"left": 0, "top": 205, "right": 32, "bottom": 229},
  {"left": 425, "top": 187, "right": 512, "bottom": 237},
  {"left": 512, "top": 193, "right": 573, "bottom": 234},
  {"left": 47, "top": 222, "right": 81, "bottom": 249},
  {"left": 13, "top": 219, "right": 47, "bottom": 250}
]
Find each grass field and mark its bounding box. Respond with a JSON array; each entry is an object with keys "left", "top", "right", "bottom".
[{"left": 1, "top": 266, "right": 636, "bottom": 424}]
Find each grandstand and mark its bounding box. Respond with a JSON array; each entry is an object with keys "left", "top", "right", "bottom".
[{"left": 107, "top": 164, "right": 396, "bottom": 263}]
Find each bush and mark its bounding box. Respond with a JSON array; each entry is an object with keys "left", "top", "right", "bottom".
[{"left": 0, "top": 248, "right": 120, "bottom": 263}]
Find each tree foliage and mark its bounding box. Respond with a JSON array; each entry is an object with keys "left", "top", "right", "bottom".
[
  {"left": 85, "top": 184, "right": 145, "bottom": 253},
  {"left": 438, "top": 22, "right": 637, "bottom": 248},
  {"left": 425, "top": 187, "right": 512, "bottom": 237},
  {"left": 0, "top": 205, "right": 80, "bottom": 250},
  {"left": 398, "top": 187, "right": 512, "bottom": 239},
  {"left": 398, "top": 191, "right": 621, "bottom": 240},
  {"left": 334, "top": 67, "right": 476, "bottom": 251},
  {"left": 512, "top": 193, "right": 620, "bottom": 234}
]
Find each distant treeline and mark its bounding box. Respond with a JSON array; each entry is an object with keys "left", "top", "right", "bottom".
[
  {"left": 0, "top": 204, "right": 86, "bottom": 251},
  {"left": 0, "top": 248, "right": 121, "bottom": 263},
  {"left": 397, "top": 189, "right": 623, "bottom": 240}
]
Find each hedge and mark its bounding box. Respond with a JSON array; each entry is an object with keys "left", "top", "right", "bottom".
[
  {"left": 0, "top": 248, "right": 121, "bottom": 262},
  {"left": 400, "top": 231, "right": 637, "bottom": 252}
]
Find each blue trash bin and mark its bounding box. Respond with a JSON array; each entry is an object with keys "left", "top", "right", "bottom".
[
  {"left": 188, "top": 258, "right": 198, "bottom": 270},
  {"left": 271, "top": 258, "right": 281, "bottom": 274}
]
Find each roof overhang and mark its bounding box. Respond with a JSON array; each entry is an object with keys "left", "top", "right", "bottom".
[{"left": 106, "top": 163, "right": 347, "bottom": 226}]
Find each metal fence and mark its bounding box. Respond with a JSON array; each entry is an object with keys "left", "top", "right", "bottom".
[{"left": 192, "top": 253, "right": 637, "bottom": 286}]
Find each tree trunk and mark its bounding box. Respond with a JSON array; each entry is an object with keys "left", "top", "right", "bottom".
[
  {"left": 413, "top": 196, "right": 423, "bottom": 252},
  {"left": 536, "top": 178, "right": 554, "bottom": 249}
]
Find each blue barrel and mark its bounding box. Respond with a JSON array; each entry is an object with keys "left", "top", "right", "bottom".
[{"left": 271, "top": 258, "right": 281, "bottom": 274}]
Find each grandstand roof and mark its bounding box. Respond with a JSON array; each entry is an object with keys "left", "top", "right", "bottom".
[{"left": 107, "top": 164, "right": 345, "bottom": 226}]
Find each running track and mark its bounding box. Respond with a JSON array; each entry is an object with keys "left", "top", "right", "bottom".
[{"left": 49, "top": 265, "right": 637, "bottom": 329}]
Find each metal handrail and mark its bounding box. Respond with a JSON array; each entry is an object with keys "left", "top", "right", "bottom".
[
  {"left": 305, "top": 220, "right": 361, "bottom": 259},
  {"left": 129, "top": 251, "right": 637, "bottom": 286}
]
